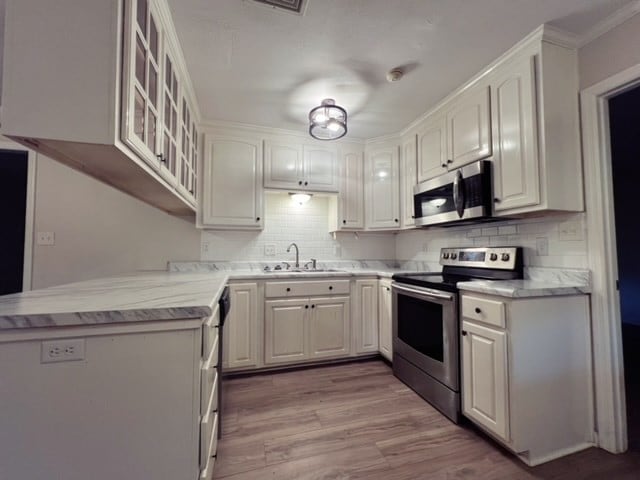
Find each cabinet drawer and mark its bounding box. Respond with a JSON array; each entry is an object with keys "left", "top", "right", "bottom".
[
  {"left": 462, "top": 295, "right": 506, "bottom": 328},
  {"left": 265, "top": 280, "right": 350, "bottom": 298},
  {"left": 201, "top": 363, "right": 219, "bottom": 412},
  {"left": 203, "top": 306, "right": 220, "bottom": 355},
  {"left": 203, "top": 329, "right": 219, "bottom": 368},
  {"left": 199, "top": 411, "right": 219, "bottom": 469}
]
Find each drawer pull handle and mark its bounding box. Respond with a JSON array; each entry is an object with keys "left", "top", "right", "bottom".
[
  {"left": 462, "top": 330, "right": 467, "bottom": 336},
  {"left": 475, "top": 307, "right": 481, "bottom": 314},
  {"left": 286, "top": 287, "right": 291, "bottom": 292}
]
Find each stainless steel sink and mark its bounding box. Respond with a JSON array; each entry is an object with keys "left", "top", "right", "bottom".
[{"left": 263, "top": 268, "right": 345, "bottom": 274}]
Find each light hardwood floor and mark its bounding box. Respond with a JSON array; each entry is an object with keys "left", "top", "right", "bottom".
[{"left": 213, "top": 359, "right": 640, "bottom": 479}]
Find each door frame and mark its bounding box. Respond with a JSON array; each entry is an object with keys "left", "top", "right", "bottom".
[
  {"left": 0, "top": 138, "right": 37, "bottom": 292},
  {"left": 581, "top": 63, "right": 640, "bottom": 454}
]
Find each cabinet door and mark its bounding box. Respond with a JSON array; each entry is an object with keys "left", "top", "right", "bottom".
[
  {"left": 264, "top": 140, "right": 303, "bottom": 189},
  {"left": 122, "top": 0, "right": 163, "bottom": 169},
  {"left": 225, "top": 283, "right": 259, "bottom": 369},
  {"left": 353, "top": 280, "right": 379, "bottom": 354},
  {"left": 400, "top": 135, "right": 417, "bottom": 228},
  {"left": 461, "top": 320, "right": 509, "bottom": 442},
  {"left": 303, "top": 145, "right": 338, "bottom": 192},
  {"left": 417, "top": 116, "right": 447, "bottom": 182},
  {"left": 308, "top": 297, "right": 350, "bottom": 359},
  {"left": 202, "top": 136, "right": 264, "bottom": 229},
  {"left": 378, "top": 281, "right": 393, "bottom": 361},
  {"left": 177, "top": 98, "right": 198, "bottom": 205},
  {"left": 158, "top": 44, "right": 180, "bottom": 186},
  {"left": 337, "top": 148, "right": 364, "bottom": 229},
  {"left": 366, "top": 145, "right": 400, "bottom": 229},
  {"left": 492, "top": 56, "right": 540, "bottom": 213},
  {"left": 265, "top": 298, "right": 308, "bottom": 364},
  {"left": 446, "top": 86, "right": 492, "bottom": 169}
]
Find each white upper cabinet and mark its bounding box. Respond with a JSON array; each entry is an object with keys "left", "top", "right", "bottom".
[
  {"left": 400, "top": 135, "right": 417, "bottom": 229},
  {"left": 365, "top": 142, "right": 400, "bottom": 229},
  {"left": 201, "top": 135, "right": 264, "bottom": 229},
  {"left": 417, "top": 115, "right": 447, "bottom": 182},
  {"left": 446, "top": 86, "right": 492, "bottom": 170},
  {"left": 264, "top": 138, "right": 338, "bottom": 192},
  {"left": 1, "top": 0, "right": 200, "bottom": 215},
  {"left": 491, "top": 56, "right": 539, "bottom": 212},
  {"left": 329, "top": 145, "right": 364, "bottom": 231},
  {"left": 490, "top": 40, "right": 583, "bottom": 215}
]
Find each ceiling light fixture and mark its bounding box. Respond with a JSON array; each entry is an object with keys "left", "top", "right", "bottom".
[
  {"left": 289, "top": 192, "right": 312, "bottom": 205},
  {"left": 308, "top": 98, "right": 347, "bottom": 140}
]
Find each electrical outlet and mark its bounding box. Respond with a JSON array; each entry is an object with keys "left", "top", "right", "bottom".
[
  {"left": 36, "top": 231, "right": 55, "bottom": 246},
  {"left": 202, "top": 242, "right": 209, "bottom": 253},
  {"left": 264, "top": 244, "right": 276, "bottom": 256},
  {"left": 536, "top": 237, "right": 549, "bottom": 256},
  {"left": 41, "top": 339, "right": 85, "bottom": 363}
]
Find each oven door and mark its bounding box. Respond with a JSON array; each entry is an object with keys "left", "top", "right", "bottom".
[{"left": 392, "top": 282, "right": 459, "bottom": 391}]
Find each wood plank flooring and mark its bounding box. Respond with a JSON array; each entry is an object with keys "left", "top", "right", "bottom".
[{"left": 213, "top": 359, "right": 640, "bottom": 479}]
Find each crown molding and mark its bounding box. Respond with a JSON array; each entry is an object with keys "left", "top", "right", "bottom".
[{"left": 578, "top": 0, "right": 640, "bottom": 47}]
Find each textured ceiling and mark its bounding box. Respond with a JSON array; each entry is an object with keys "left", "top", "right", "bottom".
[{"left": 167, "top": 0, "right": 633, "bottom": 139}]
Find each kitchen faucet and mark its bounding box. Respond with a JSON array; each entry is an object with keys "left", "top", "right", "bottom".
[{"left": 286, "top": 243, "right": 300, "bottom": 268}]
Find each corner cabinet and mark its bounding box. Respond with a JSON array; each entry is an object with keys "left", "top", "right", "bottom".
[
  {"left": 490, "top": 40, "right": 583, "bottom": 215},
  {"left": 460, "top": 292, "right": 593, "bottom": 466},
  {"left": 353, "top": 279, "right": 379, "bottom": 354},
  {"left": 1, "top": 0, "right": 200, "bottom": 215},
  {"left": 264, "top": 139, "right": 338, "bottom": 192},
  {"left": 365, "top": 143, "right": 400, "bottom": 229},
  {"left": 329, "top": 144, "right": 365, "bottom": 231},
  {"left": 200, "top": 135, "right": 264, "bottom": 229}
]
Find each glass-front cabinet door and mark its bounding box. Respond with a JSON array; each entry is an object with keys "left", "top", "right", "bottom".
[
  {"left": 177, "top": 97, "right": 198, "bottom": 206},
  {"left": 158, "top": 44, "right": 180, "bottom": 185},
  {"left": 122, "top": 0, "right": 163, "bottom": 169}
]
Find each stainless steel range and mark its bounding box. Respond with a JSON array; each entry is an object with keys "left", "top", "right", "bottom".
[{"left": 391, "top": 246, "right": 523, "bottom": 422}]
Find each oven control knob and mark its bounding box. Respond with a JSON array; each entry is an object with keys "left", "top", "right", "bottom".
[
  {"left": 490, "top": 253, "right": 498, "bottom": 261},
  {"left": 501, "top": 253, "right": 510, "bottom": 262},
  {"left": 443, "top": 252, "right": 449, "bottom": 259},
  {"left": 450, "top": 253, "right": 457, "bottom": 260}
]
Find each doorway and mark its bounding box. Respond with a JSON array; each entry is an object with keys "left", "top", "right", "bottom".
[
  {"left": 0, "top": 143, "right": 36, "bottom": 295},
  {"left": 609, "top": 85, "right": 640, "bottom": 451}
]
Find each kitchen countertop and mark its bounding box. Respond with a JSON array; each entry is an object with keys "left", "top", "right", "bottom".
[
  {"left": 457, "top": 279, "right": 591, "bottom": 298},
  {"left": 0, "top": 265, "right": 590, "bottom": 329}
]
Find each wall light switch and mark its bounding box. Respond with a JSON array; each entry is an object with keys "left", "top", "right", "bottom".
[
  {"left": 264, "top": 244, "right": 276, "bottom": 256},
  {"left": 36, "top": 231, "right": 55, "bottom": 246}
]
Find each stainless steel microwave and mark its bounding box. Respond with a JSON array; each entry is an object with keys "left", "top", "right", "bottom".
[{"left": 413, "top": 160, "right": 493, "bottom": 227}]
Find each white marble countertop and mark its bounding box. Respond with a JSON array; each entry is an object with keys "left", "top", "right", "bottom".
[
  {"left": 0, "top": 264, "right": 591, "bottom": 329},
  {"left": 457, "top": 279, "right": 591, "bottom": 298}
]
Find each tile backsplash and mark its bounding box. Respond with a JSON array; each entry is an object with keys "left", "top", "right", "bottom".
[
  {"left": 200, "top": 193, "right": 396, "bottom": 261},
  {"left": 396, "top": 213, "right": 587, "bottom": 271}
]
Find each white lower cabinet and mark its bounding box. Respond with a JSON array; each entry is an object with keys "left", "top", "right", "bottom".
[
  {"left": 460, "top": 293, "right": 594, "bottom": 466},
  {"left": 224, "top": 282, "right": 261, "bottom": 370},
  {"left": 353, "top": 279, "right": 379, "bottom": 354},
  {"left": 378, "top": 279, "right": 393, "bottom": 361},
  {"left": 264, "top": 292, "right": 350, "bottom": 365}
]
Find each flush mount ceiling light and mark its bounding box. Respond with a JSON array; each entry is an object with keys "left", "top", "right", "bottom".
[
  {"left": 308, "top": 98, "right": 347, "bottom": 141},
  {"left": 289, "top": 192, "right": 312, "bottom": 205}
]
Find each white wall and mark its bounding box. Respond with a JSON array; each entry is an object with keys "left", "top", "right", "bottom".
[
  {"left": 396, "top": 213, "right": 587, "bottom": 271},
  {"left": 31, "top": 155, "right": 201, "bottom": 289},
  {"left": 201, "top": 192, "right": 395, "bottom": 262},
  {"left": 579, "top": 13, "right": 640, "bottom": 89}
]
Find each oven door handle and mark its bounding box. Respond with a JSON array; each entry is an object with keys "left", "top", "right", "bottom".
[
  {"left": 392, "top": 283, "right": 454, "bottom": 301},
  {"left": 453, "top": 170, "right": 465, "bottom": 218}
]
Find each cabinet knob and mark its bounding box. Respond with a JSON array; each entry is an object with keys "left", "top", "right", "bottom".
[
  {"left": 189, "top": 189, "right": 194, "bottom": 194},
  {"left": 411, "top": 215, "right": 415, "bottom": 219},
  {"left": 156, "top": 154, "right": 166, "bottom": 164},
  {"left": 447, "top": 159, "right": 453, "bottom": 164},
  {"left": 256, "top": 217, "right": 261, "bottom": 221},
  {"left": 305, "top": 305, "right": 309, "bottom": 309},
  {"left": 441, "top": 163, "right": 447, "bottom": 168},
  {"left": 394, "top": 218, "right": 399, "bottom": 223},
  {"left": 342, "top": 220, "right": 347, "bottom": 224},
  {"left": 475, "top": 307, "right": 481, "bottom": 314},
  {"left": 311, "top": 304, "right": 315, "bottom": 308},
  {"left": 494, "top": 198, "right": 501, "bottom": 203},
  {"left": 298, "top": 180, "right": 303, "bottom": 185},
  {"left": 462, "top": 330, "right": 468, "bottom": 336},
  {"left": 286, "top": 287, "right": 291, "bottom": 292},
  {"left": 386, "top": 287, "right": 390, "bottom": 291},
  {"left": 329, "top": 286, "right": 333, "bottom": 290},
  {"left": 304, "top": 181, "right": 308, "bottom": 186}
]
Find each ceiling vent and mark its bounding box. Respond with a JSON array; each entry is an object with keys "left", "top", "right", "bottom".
[{"left": 251, "top": 0, "right": 308, "bottom": 15}]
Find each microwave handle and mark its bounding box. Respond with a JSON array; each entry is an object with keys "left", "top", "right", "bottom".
[{"left": 453, "top": 170, "right": 465, "bottom": 218}]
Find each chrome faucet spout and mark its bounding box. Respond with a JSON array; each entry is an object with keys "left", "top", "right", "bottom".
[{"left": 286, "top": 242, "right": 300, "bottom": 268}]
